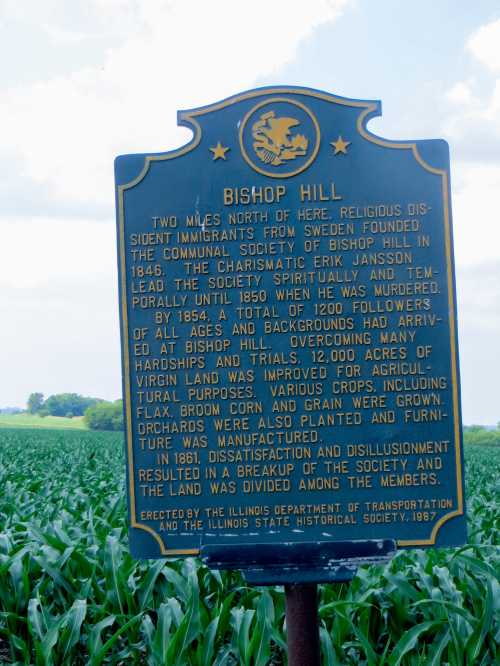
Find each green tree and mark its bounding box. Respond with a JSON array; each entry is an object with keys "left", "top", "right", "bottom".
[
  {"left": 43, "top": 393, "right": 100, "bottom": 417},
  {"left": 27, "top": 392, "right": 44, "bottom": 414},
  {"left": 84, "top": 400, "right": 124, "bottom": 431}
]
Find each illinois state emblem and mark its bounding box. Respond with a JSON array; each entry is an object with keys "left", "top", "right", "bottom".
[
  {"left": 239, "top": 97, "right": 320, "bottom": 178},
  {"left": 253, "top": 111, "right": 308, "bottom": 165}
]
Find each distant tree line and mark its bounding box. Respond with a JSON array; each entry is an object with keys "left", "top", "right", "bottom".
[
  {"left": 26, "top": 393, "right": 123, "bottom": 431},
  {"left": 463, "top": 424, "right": 500, "bottom": 447},
  {"left": 27, "top": 392, "right": 99, "bottom": 417}
]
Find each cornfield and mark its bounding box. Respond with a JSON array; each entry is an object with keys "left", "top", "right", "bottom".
[{"left": 0, "top": 428, "right": 498, "bottom": 664}]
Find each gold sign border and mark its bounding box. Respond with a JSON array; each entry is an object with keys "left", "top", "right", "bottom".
[
  {"left": 238, "top": 97, "right": 321, "bottom": 178},
  {"left": 116, "top": 86, "right": 464, "bottom": 556}
]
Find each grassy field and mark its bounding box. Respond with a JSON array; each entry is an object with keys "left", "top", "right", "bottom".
[
  {"left": 0, "top": 414, "right": 86, "bottom": 430},
  {"left": 0, "top": 428, "right": 498, "bottom": 665}
]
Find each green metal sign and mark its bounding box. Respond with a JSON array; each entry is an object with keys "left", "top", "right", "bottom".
[{"left": 115, "top": 87, "right": 466, "bottom": 559}]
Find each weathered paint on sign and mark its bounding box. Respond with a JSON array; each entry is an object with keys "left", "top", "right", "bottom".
[{"left": 115, "top": 87, "right": 466, "bottom": 558}]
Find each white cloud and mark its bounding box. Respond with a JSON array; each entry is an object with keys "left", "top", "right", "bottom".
[
  {"left": 0, "top": 0, "right": 349, "bottom": 213},
  {"left": 0, "top": 217, "right": 120, "bottom": 406},
  {"left": 445, "top": 81, "right": 478, "bottom": 107},
  {"left": 0, "top": 218, "right": 116, "bottom": 289},
  {"left": 441, "top": 17, "right": 500, "bottom": 276},
  {"left": 457, "top": 263, "right": 500, "bottom": 332},
  {"left": 443, "top": 19, "right": 500, "bottom": 160},
  {"left": 451, "top": 162, "right": 500, "bottom": 267},
  {"left": 466, "top": 18, "right": 500, "bottom": 73},
  {"left": 0, "top": 0, "right": 60, "bottom": 22},
  {"left": 41, "top": 24, "right": 97, "bottom": 44},
  {"left": 443, "top": 17, "right": 500, "bottom": 160},
  {"left": 0, "top": 277, "right": 121, "bottom": 406},
  {"left": 457, "top": 262, "right": 500, "bottom": 424}
]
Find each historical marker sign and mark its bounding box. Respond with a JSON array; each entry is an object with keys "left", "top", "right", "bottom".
[{"left": 115, "top": 87, "right": 466, "bottom": 559}]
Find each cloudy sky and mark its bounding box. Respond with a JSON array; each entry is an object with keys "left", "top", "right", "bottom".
[{"left": 1, "top": 0, "right": 499, "bottom": 424}]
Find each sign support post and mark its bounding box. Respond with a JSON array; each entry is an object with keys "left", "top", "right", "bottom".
[{"left": 285, "top": 583, "right": 320, "bottom": 666}]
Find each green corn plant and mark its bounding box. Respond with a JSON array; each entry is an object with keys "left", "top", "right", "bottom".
[{"left": 0, "top": 428, "right": 498, "bottom": 664}]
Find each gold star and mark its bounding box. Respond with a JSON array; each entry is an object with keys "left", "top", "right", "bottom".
[
  {"left": 331, "top": 136, "right": 351, "bottom": 155},
  {"left": 210, "top": 142, "right": 230, "bottom": 160}
]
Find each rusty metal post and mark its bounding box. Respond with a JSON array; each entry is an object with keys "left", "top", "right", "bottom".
[{"left": 285, "top": 583, "right": 320, "bottom": 666}]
